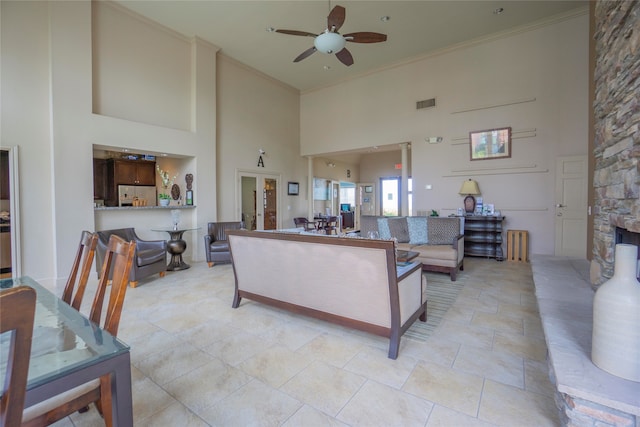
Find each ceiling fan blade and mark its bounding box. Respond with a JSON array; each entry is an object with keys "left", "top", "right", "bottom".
[
  {"left": 343, "top": 32, "right": 388, "bottom": 43},
  {"left": 275, "top": 29, "right": 317, "bottom": 38},
  {"left": 335, "top": 48, "right": 354, "bottom": 66},
  {"left": 327, "top": 5, "right": 346, "bottom": 32},
  {"left": 293, "top": 46, "right": 317, "bottom": 63}
]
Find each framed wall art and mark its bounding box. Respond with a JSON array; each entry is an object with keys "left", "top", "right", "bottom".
[
  {"left": 287, "top": 182, "right": 299, "bottom": 195},
  {"left": 469, "top": 127, "right": 512, "bottom": 161}
]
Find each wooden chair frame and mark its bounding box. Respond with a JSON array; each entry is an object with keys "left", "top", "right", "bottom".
[
  {"left": 62, "top": 230, "right": 98, "bottom": 311},
  {"left": 0, "top": 286, "right": 36, "bottom": 427},
  {"left": 21, "top": 235, "right": 135, "bottom": 427}
]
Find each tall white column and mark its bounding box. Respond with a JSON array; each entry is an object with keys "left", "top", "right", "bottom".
[{"left": 400, "top": 142, "right": 409, "bottom": 216}]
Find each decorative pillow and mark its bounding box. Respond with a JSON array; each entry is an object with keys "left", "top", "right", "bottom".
[
  {"left": 428, "top": 218, "right": 460, "bottom": 245},
  {"left": 387, "top": 218, "right": 410, "bottom": 243},
  {"left": 377, "top": 218, "right": 391, "bottom": 239},
  {"left": 407, "top": 216, "right": 428, "bottom": 245},
  {"left": 359, "top": 215, "right": 379, "bottom": 237}
]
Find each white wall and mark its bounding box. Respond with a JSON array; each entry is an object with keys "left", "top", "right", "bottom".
[
  {"left": 300, "top": 11, "right": 589, "bottom": 255},
  {"left": 1, "top": 1, "right": 219, "bottom": 281},
  {"left": 216, "top": 55, "right": 304, "bottom": 227}
]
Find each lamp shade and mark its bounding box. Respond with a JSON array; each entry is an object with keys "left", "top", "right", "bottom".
[{"left": 459, "top": 179, "right": 480, "bottom": 195}]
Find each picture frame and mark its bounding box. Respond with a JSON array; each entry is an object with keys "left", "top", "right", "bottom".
[
  {"left": 469, "top": 127, "right": 512, "bottom": 161},
  {"left": 287, "top": 182, "right": 299, "bottom": 196},
  {"left": 364, "top": 185, "right": 373, "bottom": 193}
]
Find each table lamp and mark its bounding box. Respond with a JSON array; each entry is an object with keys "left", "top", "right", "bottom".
[{"left": 459, "top": 179, "right": 481, "bottom": 215}]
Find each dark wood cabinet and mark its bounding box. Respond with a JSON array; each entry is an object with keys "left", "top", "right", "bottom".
[
  {"left": 109, "top": 159, "right": 156, "bottom": 186},
  {"left": 341, "top": 211, "right": 354, "bottom": 229},
  {"left": 93, "top": 159, "right": 107, "bottom": 201},
  {"left": 0, "top": 151, "right": 9, "bottom": 200},
  {"left": 103, "top": 159, "right": 156, "bottom": 206},
  {"left": 463, "top": 216, "right": 505, "bottom": 260}
]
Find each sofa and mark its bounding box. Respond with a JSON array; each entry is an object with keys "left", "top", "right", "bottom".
[
  {"left": 226, "top": 230, "right": 427, "bottom": 359},
  {"left": 360, "top": 216, "right": 464, "bottom": 281},
  {"left": 96, "top": 228, "right": 167, "bottom": 288},
  {"left": 204, "top": 221, "right": 245, "bottom": 267}
]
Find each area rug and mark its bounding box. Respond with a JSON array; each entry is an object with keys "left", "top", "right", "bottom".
[{"left": 404, "top": 271, "right": 466, "bottom": 342}]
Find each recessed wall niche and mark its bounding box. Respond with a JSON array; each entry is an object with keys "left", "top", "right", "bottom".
[{"left": 92, "top": 1, "right": 191, "bottom": 130}]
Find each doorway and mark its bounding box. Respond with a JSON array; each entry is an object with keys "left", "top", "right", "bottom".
[
  {"left": 554, "top": 155, "right": 588, "bottom": 257},
  {"left": 379, "top": 177, "right": 413, "bottom": 216},
  {"left": 238, "top": 171, "right": 280, "bottom": 231},
  {"left": 0, "top": 147, "right": 20, "bottom": 278}
]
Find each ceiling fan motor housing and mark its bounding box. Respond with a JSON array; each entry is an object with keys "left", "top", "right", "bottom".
[{"left": 314, "top": 31, "right": 346, "bottom": 54}]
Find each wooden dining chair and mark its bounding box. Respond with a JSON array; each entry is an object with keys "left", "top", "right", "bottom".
[
  {"left": 323, "top": 216, "right": 339, "bottom": 235},
  {"left": 61, "top": 230, "right": 98, "bottom": 311},
  {"left": 0, "top": 286, "right": 36, "bottom": 427},
  {"left": 21, "top": 235, "right": 136, "bottom": 427}
]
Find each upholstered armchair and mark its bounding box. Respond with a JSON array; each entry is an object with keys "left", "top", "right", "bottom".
[
  {"left": 204, "top": 221, "right": 244, "bottom": 267},
  {"left": 95, "top": 228, "right": 167, "bottom": 287}
]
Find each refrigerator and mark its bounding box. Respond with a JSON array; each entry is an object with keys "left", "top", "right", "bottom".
[{"left": 118, "top": 185, "right": 157, "bottom": 207}]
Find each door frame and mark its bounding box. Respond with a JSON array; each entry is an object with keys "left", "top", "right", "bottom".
[
  {"left": 0, "top": 146, "right": 22, "bottom": 277},
  {"left": 236, "top": 169, "right": 281, "bottom": 231}
]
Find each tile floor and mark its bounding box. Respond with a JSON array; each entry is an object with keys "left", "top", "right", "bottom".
[{"left": 48, "top": 257, "right": 559, "bottom": 427}]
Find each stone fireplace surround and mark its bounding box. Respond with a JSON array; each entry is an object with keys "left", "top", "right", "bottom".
[
  {"left": 530, "top": 2, "right": 640, "bottom": 426},
  {"left": 590, "top": 0, "right": 640, "bottom": 287}
]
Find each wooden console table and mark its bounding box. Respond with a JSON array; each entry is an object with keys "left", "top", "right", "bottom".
[{"left": 463, "top": 215, "right": 505, "bottom": 260}]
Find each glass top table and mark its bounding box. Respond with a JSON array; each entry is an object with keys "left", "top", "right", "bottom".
[{"left": 0, "top": 276, "right": 133, "bottom": 426}]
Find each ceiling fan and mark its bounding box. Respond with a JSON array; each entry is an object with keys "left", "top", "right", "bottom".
[{"left": 275, "top": 5, "right": 387, "bottom": 66}]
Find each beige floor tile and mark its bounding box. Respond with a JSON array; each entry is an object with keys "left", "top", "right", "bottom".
[
  {"left": 471, "top": 311, "right": 524, "bottom": 335},
  {"left": 493, "top": 331, "right": 548, "bottom": 362},
  {"left": 426, "top": 405, "right": 497, "bottom": 427},
  {"left": 401, "top": 335, "right": 460, "bottom": 368},
  {"left": 259, "top": 320, "right": 324, "bottom": 351},
  {"left": 202, "top": 329, "right": 275, "bottom": 366},
  {"left": 283, "top": 405, "right": 350, "bottom": 427},
  {"left": 295, "top": 332, "right": 365, "bottom": 368},
  {"left": 175, "top": 320, "right": 244, "bottom": 350},
  {"left": 343, "top": 345, "right": 417, "bottom": 388},
  {"left": 281, "top": 360, "right": 367, "bottom": 416},
  {"left": 338, "top": 380, "right": 433, "bottom": 426},
  {"left": 163, "top": 358, "right": 251, "bottom": 414},
  {"left": 128, "top": 328, "right": 185, "bottom": 366},
  {"left": 239, "top": 345, "right": 311, "bottom": 387},
  {"left": 453, "top": 345, "right": 524, "bottom": 388},
  {"left": 200, "top": 379, "right": 302, "bottom": 426},
  {"left": 403, "top": 360, "right": 484, "bottom": 417},
  {"left": 137, "top": 401, "right": 209, "bottom": 426},
  {"left": 524, "top": 358, "right": 556, "bottom": 396},
  {"left": 432, "top": 319, "right": 495, "bottom": 350},
  {"left": 135, "top": 342, "right": 214, "bottom": 385},
  {"left": 478, "top": 379, "right": 559, "bottom": 426},
  {"left": 131, "top": 377, "right": 177, "bottom": 422}
]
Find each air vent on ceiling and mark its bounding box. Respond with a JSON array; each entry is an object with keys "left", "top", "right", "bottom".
[{"left": 416, "top": 98, "right": 436, "bottom": 110}]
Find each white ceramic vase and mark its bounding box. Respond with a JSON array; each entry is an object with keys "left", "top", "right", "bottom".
[{"left": 591, "top": 243, "right": 640, "bottom": 382}]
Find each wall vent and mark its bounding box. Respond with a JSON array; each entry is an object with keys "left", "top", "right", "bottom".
[{"left": 416, "top": 98, "right": 436, "bottom": 110}]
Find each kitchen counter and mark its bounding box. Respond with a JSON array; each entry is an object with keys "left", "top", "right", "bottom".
[{"left": 94, "top": 205, "right": 196, "bottom": 211}]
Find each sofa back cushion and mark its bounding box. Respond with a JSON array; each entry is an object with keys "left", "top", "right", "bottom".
[
  {"left": 387, "top": 218, "right": 410, "bottom": 243},
  {"left": 360, "top": 215, "right": 380, "bottom": 237},
  {"left": 427, "top": 217, "right": 461, "bottom": 245},
  {"left": 407, "top": 216, "right": 428, "bottom": 245}
]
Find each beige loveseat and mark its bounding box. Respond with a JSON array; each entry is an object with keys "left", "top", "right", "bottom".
[
  {"left": 226, "top": 230, "right": 427, "bottom": 359},
  {"left": 360, "top": 216, "right": 464, "bottom": 281}
]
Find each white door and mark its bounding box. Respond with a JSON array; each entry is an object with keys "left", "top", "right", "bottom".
[
  {"left": 554, "top": 155, "right": 588, "bottom": 257},
  {"left": 356, "top": 183, "right": 375, "bottom": 231}
]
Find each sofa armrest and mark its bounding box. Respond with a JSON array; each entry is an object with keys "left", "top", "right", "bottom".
[
  {"left": 455, "top": 234, "right": 464, "bottom": 263},
  {"left": 204, "top": 234, "right": 213, "bottom": 245}
]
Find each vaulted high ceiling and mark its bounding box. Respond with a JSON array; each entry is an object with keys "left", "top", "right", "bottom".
[{"left": 117, "top": 1, "right": 587, "bottom": 93}]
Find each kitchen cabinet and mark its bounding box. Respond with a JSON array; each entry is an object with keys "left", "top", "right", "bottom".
[
  {"left": 103, "top": 159, "right": 156, "bottom": 206},
  {"left": 463, "top": 216, "right": 505, "bottom": 260},
  {"left": 93, "top": 159, "right": 107, "bottom": 201},
  {"left": 109, "top": 159, "right": 156, "bottom": 186},
  {"left": 341, "top": 211, "right": 355, "bottom": 229}
]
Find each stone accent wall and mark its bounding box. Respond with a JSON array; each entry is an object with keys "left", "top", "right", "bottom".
[{"left": 592, "top": 0, "right": 640, "bottom": 286}]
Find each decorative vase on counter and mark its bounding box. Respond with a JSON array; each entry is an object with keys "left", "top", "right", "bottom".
[
  {"left": 159, "top": 198, "right": 170, "bottom": 207},
  {"left": 592, "top": 243, "right": 640, "bottom": 382}
]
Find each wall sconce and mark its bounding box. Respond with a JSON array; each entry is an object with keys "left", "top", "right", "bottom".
[
  {"left": 258, "top": 148, "right": 266, "bottom": 155},
  {"left": 459, "top": 179, "right": 481, "bottom": 215},
  {"left": 425, "top": 137, "right": 443, "bottom": 144},
  {"left": 326, "top": 162, "right": 336, "bottom": 168}
]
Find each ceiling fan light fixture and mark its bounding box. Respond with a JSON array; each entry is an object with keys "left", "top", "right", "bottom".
[{"left": 314, "top": 31, "right": 346, "bottom": 54}]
